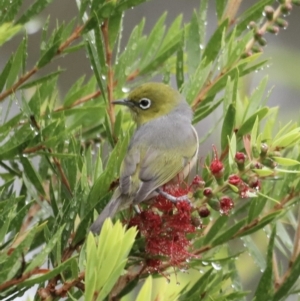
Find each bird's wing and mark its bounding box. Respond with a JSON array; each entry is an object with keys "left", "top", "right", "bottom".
[{"left": 119, "top": 123, "right": 198, "bottom": 204}]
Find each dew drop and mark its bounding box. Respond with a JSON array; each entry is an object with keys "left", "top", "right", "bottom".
[
  {"left": 212, "top": 262, "right": 222, "bottom": 271},
  {"left": 122, "top": 87, "right": 130, "bottom": 93},
  {"left": 202, "top": 261, "right": 209, "bottom": 266}
]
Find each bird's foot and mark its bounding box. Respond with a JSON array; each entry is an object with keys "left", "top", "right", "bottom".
[
  {"left": 156, "top": 188, "right": 192, "bottom": 205},
  {"left": 134, "top": 205, "right": 141, "bottom": 214}
]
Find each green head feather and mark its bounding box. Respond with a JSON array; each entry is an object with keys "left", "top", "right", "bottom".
[{"left": 114, "top": 82, "right": 183, "bottom": 126}]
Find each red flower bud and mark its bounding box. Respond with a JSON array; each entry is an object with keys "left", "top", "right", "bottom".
[
  {"left": 191, "top": 216, "right": 202, "bottom": 227},
  {"left": 228, "top": 174, "right": 241, "bottom": 186},
  {"left": 198, "top": 206, "right": 211, "bottom": 218},
  {"left": 190, "top": 175, "right": 205, "bottom": 190},
  {"left": 203, "top": 187, "right": 213, "bottom": 197},
  {"left": 235, "top": 152, "right": 246, "bottom": 163},
  {"left": 219, "top": 196, "right": 234, "bottom": 215},
  {"left": 249, "top": 176, "right": 261, "bottom": 191},
  {"left": 210, "top": 146, "right": 224, "bottom": 178}
]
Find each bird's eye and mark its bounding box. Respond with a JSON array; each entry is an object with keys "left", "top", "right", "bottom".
[{"left": 139, "top": 98, "right": 151, "bottom": 110}]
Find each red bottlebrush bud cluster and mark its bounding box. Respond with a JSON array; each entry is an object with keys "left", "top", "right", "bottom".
[
  {"left": 128, "top": 185, "right": 196, "bottom": 270},
  {"left": 219, "top": 196, "right": 234, "bottom": 215}
]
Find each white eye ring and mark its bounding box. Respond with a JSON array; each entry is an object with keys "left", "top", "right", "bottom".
[{"left": 139, "top": 98, "right": 151, "bottom": 110}]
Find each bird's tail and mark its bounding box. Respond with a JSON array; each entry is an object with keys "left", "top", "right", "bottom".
[{"left": 90, "top": 191, "right": 122, "bottom": 235}]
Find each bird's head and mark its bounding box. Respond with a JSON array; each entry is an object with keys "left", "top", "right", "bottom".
[{"left": 113, "top": 82, "right": 184, "bottom": 125}]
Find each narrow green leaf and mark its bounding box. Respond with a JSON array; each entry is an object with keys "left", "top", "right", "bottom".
[
  {"left": 202, "top": 19, "right": 228, "bottom": 64},
  {"left": 186, "top": 11, "right": 200, "bottom": 75},
  {"left": 245, "top": 76, "right": 268, "bottom": 119},
  {"left": 273, "top": 253, "right": 300, "bottom": 301},
  {"left": 247, "top": 196, "right": 267, "bottom": 223},
  {"left": 212, "top": 219, "right": 246, "bottom": 246},
  {"left": 37, "top": 43, "right": 60, "bottom": 68},
  {"left": 17, "top": 0, "right": 55, "bottom": 24},
  {"left": 237, "top": 107, "right": 269, "bottom": 136},
  {"left": 238, "top": 211, "right": 283, "bottom": 237},
  {"left": 140, "top": 13, "right": 167, "bottom": 68},
  {"left": 228, "top": 133, "right": 236, "bottom": 168},
  {"left": 183, "top": 60, "right": 212, "bottom": 103},
  {"left": 250, "top": 116, "right": 259, "bottom": 151},
  {"left": 0, "top": 56, "right": 13, "bottom": 93},
  {"left": 0, "top": 23, "right": 22, "bottom": 46},
  {"left": 272, "top": 128, "right": 300, "bottom": 148},
  {"left": 20, "top": 156, "right": 46, "bottom": 196},
  {"left": 86, "top": 33, "right": 107, "bottom": 99},
  {"left": 140, "top": 29, "right": 182, "bottom": 75},
  {"left": 136, "top": 277, "right": 152, "bottom": 301},
  {"left": 20, "top": 257, "right": 76, "bottom": 288},
  {"left": 242, "top": 236, "right": 266, "bottom": 271},
  {"left": 193, "top": 98, "right": 223, "bottom": 124},
  {"left": 0, "top": 225, "right": 43, "bottom": 283},
  {"left": 160, "top": 14, "right": 182, "bottom": 50},
  {"left": 221, "top": 103, "right": 236, "bottom": 150},
  {"left": 6, "top": 38, "right": 26, "bottom": 88},
  {"left": 19, "top": 69, "right": 63, "bottom": 90},
  {"left": 254, "top": 226, "right": 276, "bottom": 299},
  {"left": 198, "top": 0, "right": 208, "bottom": 53},
  {"left": 176, "top": 32, "right": 184, "bottom": 90},
  {"left": 204, "top": 215, "right": 228, "bottom": 244},
  {"left": 215, "top": 0, "right": 226, "bottom": 22},
  {"left": 24, "top": 225, "right": 65, "bottom": 273},
  {"left": 108, "top": 12, "right": 123, "bottom": 50},
  {"left": 0, "top": 125, "right": 34, "bottom": 160},
  {"left": 2, "top": 0, "right": 23, "bottom": 22},
  {"left": 116, "top": 0, "right": 150, "bottom": 12},
  {"left": 272, "top": 157, "right": 300, "bottom": 166}
]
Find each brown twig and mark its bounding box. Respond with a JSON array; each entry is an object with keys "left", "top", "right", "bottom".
[
  {"left": 23, "top": 145, "right": 46, "bottom": 154},
  {"left": 0, "top": 25, "right": 85, "bottom": 103},
  {"left": 0, "top": 268, "right": 43, "bottom": 291},
  {"left": 0, "top": 67, "right": 38, "bottom": 102},
  {"left": 54, "top": 271, "right": 85, "bottom": 296},
  {"left": 57, "top": 25, "right": 85, "bottom": 54},
  {"left": 191, "top": 73, "right": 223, "bottom": 110},
  {"left": 222, "top": 0, "right": 243, "bottom": 25},
  {"left": 52, "top": 90, "right": 102, "bottom": 113}
]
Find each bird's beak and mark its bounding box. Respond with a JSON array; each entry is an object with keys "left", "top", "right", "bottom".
[{"left": 112, "top": 99, "right": 134, "bottom": 108}]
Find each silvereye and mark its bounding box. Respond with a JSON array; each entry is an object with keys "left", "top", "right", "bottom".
[{"left": 90, "top": 82, "right": 199, "bottom": 234}]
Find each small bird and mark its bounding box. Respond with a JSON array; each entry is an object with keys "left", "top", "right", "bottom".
[{"left": 90, "top": 82, "right": 199, "bottom": 234}]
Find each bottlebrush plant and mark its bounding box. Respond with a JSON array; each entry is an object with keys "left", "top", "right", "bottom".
[{"left": 0, "top": 0, "right": 299, "bottom": 301}]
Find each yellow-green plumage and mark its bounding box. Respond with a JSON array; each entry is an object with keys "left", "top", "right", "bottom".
[{"left": 90, "top": 82, "right": 198, "bottom": 234}]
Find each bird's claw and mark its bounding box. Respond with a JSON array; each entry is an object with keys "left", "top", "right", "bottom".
[{"left": 156, "top": 189, "right": 192, "bottom": 206}]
